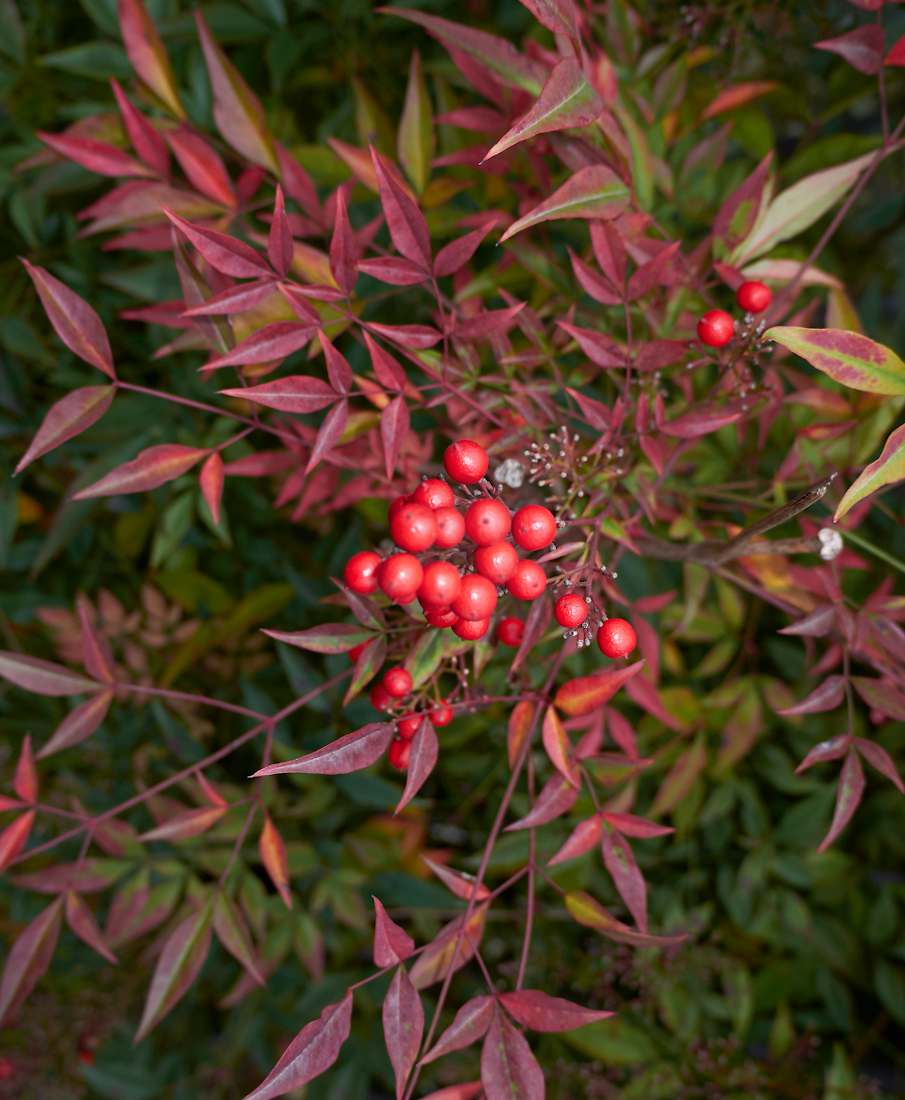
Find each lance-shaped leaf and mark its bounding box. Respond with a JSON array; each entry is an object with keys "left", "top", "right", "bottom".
[
  {"left": 135, "top": 901, "right": 213, "bottom": 1040},
  {"left": 557, "top": 320, "right": 625, "bottom": 367},
  {"left": 422, "top": 857, "right": 491, "bottom": 903},
  {"left": 500, "top": 165, "right": 629, "bottom": 243},
  {"left": 816, "top": 25, "right": 885, "bottom": 75},
  {"left": 499, "top": 990, "right": 613, "bottom": 1032},
  {"left": 383, "top": 966, "right": 423, "bottom": 1099},
  {"left": 259, "top": 814, "right": 292, "bottom": 909},
  {"left": 242, "top": 991, "right": 353, "bottom": 1100},
  {"left": 422, "top": 995, "right": 495, "bottom": 1065},
  {"left": 195, "top": 11, "right": 278, "bottom": 172},
  {"left": 21, "top": 260, "right": 114, "bottom": 378},
  {"left": 16, "top": 385, "right": 115, "bottom": 475},
  {"left": 796, "top": 734, "right": 851, "bottom": 774},
  {"left": 603, "top": 812, "right": 674, "bottom": 839},
  {"left": 778, "top": 605, "right": 837, "bottom": 637},
  {"left": 602, "top": 829, "right": 647, "bottom": 930},
  {"left": 371, "top": 147, "right": 431, "bottom": 270},
  {"left": 199, "top": 452, "right": 225, "bottom": 526},
  {"left": 264, "top": 623, "right": 374, "bottom": 654},
  {"left": 74, "top": 444, "right": 207, "bottom": 499},
  {"left": 111, "top": 78, "right": 169, "bottom": 175},
  {"left": 889, "top": 33, "right": 905, "bottom": 67},
  {"left": 714, "top": 151, "right": 772, "bottom": 252},
  {"left": 396, "top": 719, "right": 439, "bottom": 813},
  {"left": 329, "top": 185, "right": 358, "bottom": 296},
  {"left": 117, "top": 0, "right": 184, "bottom": 117},
  {"left": 554, "top": 660, "right": 644, "bottom": 717},
  {"left": 836, "top": 422, "right": 905, "bottom": 520},
  {"left": 77, "top": 593, "right": 114, "bottom": 684},
  {"left": 765, "top": 327, "right": 905, "bottom": 396},
  {"left": 382, "top": 394, "right": 410, "bottom": 481},
  {"left": 481, "top": 1009, "right": 544, "bottom": 1100},
  {"left": 40, "top": 129, "right": 153, "bottom": 178},
  {"left": 661, "top": 402, "right": 746, "bottom": 438},
  {"left": 702, "top": 81, "right": 777, "bottom": 120},
  {"left": 650, "top": 735, "right": 707, "bottom": 817},
  {"left": 548, "top": 814, "right": 602, "bottom": 867},
  {"left": 221, "top": 374, "right": 335, "bottom": 414},
  {"left": 777, "top": 676, "right": 846, "bottom": 716},
  {"left": 398, "top": 51, "right": 434, "bottom": 193},
  {"left": 512, "top": 593, "right": 551, "bottom": 674},
  {"left": 13, "top": 735, "right": 37, "bottom": 803},
  {"left": 434, "top": 224, "right": 493, "bottom": 278},
  {"left": 0, "top": 652, "right": 100, "bottom": 696},
  {"left": 164, "top": 210, "right": 271, "bottom": 278},
  {"left": 207, "top": 325, "right": 319, "bottom": 372},
  {"left": 852, "top": 677, "right": 905, "bottom": 721},
  {"left": 12, "top": 860, "right": 114, "bottom": 896},
  {"left": 565, "top": 891, "right": 687, "bottom": 948},
  {"left": 65, "top": 892, "right": 117, "bottom": 964},
  {"left": 267, "top": 186, "right": 293, "bottom": 279},
  {"left": 568, "top": 249, "right": 622, "bottom": 305},
  {"left": 0, "top": 812, "right": 35, "bottom": 872},
  {"left": 359, "top": 256, "right": 427, "bottom": 286},
  {"left": 506, "top": 774, "right": 579, "bottom": 831},
  {"left": 254, "top": 723, "right": 394, "bottom": 777},
  {"left": 483, "top": 59, "right": 602, "bottom": 162},
  {"left": 140, "top": 805, "right": 227, "bottom": 843},
  {"left": 518, "top": 0, "right": 579, "bottom": 36},
  {"left": 542, "top": 706, "right": 580, "bottom": 786},
  {"left": 0, "top": 896, "right": 63, "bottom": 1025},
  {"left": 817, "top": 750, "right": 865, "bottom": 853},
  {"left": 410, "top": 905, "right": 488, "bottom": 989},
  {"left": 214, "top": 892, "right": 264, "bottom": 984},
  {"left": 344, "top": 635, "right": 387, "bottom": 704},
  {"left": 508, "top": 700, "right": 536, "bottom": 768},
  {"left": 854, "top": 738, "right": 905, "bottom": 793},
  {"left": 167, "top": 127, "right": 235, "bottom": 207},
  {"left": 39, "top": 689, "right": 113, "bottom": 758},
  {"left": 372, "top": 896, "right": 415, "bottom": 967},
  {"left": 184, "top": 279, "right": 278, "bottom": 317}
]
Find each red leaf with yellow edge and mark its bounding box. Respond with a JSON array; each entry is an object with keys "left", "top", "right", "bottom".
[
  {"left": 554, "top": 659, "right": 644, "bottom": 717},
  {"left": 499, "top": 165, "right": 629, "bottom": 243},
  {"left": 542, "top": 706, "right": 579, "bottom": 786},
  {"left": 259, "top": 815, "right": 292, "bottom": 909},
  {"left": 0, "top": 812, "right": 35, "bottom": 872},
  {"left": 135, "top": 901, "right": 214, "bottom": 1041},
  {"left": 564, "top": 890, "right": 687, "bottom": 948},
  {"left": 410, "top": 906, "right": 487, "bottom": 990},
  {"left": 508, "top": 700, "right": 535, "bottom": 768},
  {"left": 421, "top": 857, "right": 491, "bottom": 903},
  {"left": 74, "top": 444, "right": 207, "bottom": 499},
  {"left": 117, "top": 0, "right": 184, "bottom": 117}
]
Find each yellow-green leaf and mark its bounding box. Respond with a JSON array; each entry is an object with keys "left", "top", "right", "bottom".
[{"left": 765, "top": 326, "right": 905, "bottom": 396}]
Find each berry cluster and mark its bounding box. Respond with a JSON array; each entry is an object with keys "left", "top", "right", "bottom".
[{"left": 697, "top": 280, "right": 772, "bottom": 348}]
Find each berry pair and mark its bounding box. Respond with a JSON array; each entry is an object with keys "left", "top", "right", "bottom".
[
  {"left": 554, "top": 592, "right": 637, "bottom": 658},
  {"left": 387, "top": 700, "right": 454, "bottom": 771},
  {"left": 697, "top": 280, "right": 772, "bottom": 349},
  {"left": 369, "top": 665, "right": 413, "bottom": 711}
]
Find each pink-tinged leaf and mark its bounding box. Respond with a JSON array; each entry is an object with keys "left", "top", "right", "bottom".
[
  {"left": 0, "top": 812, "right": 35, "bottom": 872},
  {"left": 197, "top": 772, "right": 227, "bottom": 809},
  {"left": 38, "top": 689, "right": 113, "bottom": 758},
  {"left": 65, "top": 892, "right": 117, "bottom": 964},
  {"left": 817, "top": 750, "right": 865, "bottom": 853},
  {"left": 602, "top": 812, "right": 674, "bottom": 839},
  {"left": 542, "top": 706, "right": 579, "bottom": 787},
  {"left": 277, "top": 145, "right": 321, "bottom": 221},
  {"left": 383, "top": 966, "right": 423, "bottom": 1099},
  {"left": 264, "top": 623, "right": 374, "bottom": 655},
  {"left": 117, "top": 0, "right": 184, "bottom": 117},
  {"left": 194, "top": 10, "right": 278, "bottom": 173},
  {"left": 422, "top": 996, "right": 495, "bottom": 1065},
  {"left": 778, "top": 605, "right": 837, "bottom": 637},
  {"left": 13, "top": 736, "right": 37, "bottom": 803},
  {"left": 396, "top": 719, "right": 440, "bottom": 813},
  {"left": 253, "top": 723, "right": 395, "bottom": 777},
  {"left": 213, "top": 892, "right": 264, "bottom": 985},
  {"left": 568, "top": 249, "right": 622, "bottom": 305},
  {"left": 888, "top": 33, "right": 905, "bottom": 66},
  {"left": 565, "top": 891, "right": 687, "bottom": 948},
  {"left": 398, "top": 50, "right": 434, "bottom": 194},
  {"left": 0, "top": 897, "right": 63, "bottom": 1025},
  {"left": 367, "top": 321, "right": 441, "bottom": 350},
  {"left": 74, "top": 444, "right": 207, "bottom": 499},
  {"left": 512, "top": 593, "right": 552, "bottom": 674},
  {"left": 371, "top": 147, "right": 431, "bottom": 270},
  {"left": 650, "top": 736, "right": 707, "bottom": 817},
  {"left": 106, "top": 878, "right": 179, "bottom": 948},
  {"left": 602, "top": 829, "right": 647, "bottom": 930},
  {"left": 702, "top": 81, "right": 777, "bottom": 119},
  {"left": 434, "top": 225, "right": 492, "bottom": 278},
  {"left": 140, "top": 805, "right": 227, "bottom": 843},
  {"left": 111, "top": 79, "right": 169, "bottom": 176},
  {"left": 0, "top": 796, "right": 22, "bottom": 812},
  {"left": 590, "top": 222, "right": 626, "bottom": 290},
  {"left": 481, "top": 1009, "right": 544, "bottom": 1100},
  {"left": 221, "top": 375, "right": 335, "bottom": 415},
  {"left": 166, "top": 127, "right": 235, "bottom": 207},
  {"left": 372, "top": 897, "right": 415, "bottom": 967},
  {"left": 206, "top": 324, "right": 318, "bottom": 371},
  {"left": 765, "top": 326, "right": 905, "bottom": 396},
  {"left": 136, "top": 902, "right": 213, "bottom": 1041},
  {"left": 21, "top": 260, "right": 114, "bottom": 378},
  {"left": 329, "top": 185, "right": 357, "bottom": 296},
  {"left": 661, "top": 402, "right": 745, "bottom": 438},
  {"left": 566, "top": 387, "right": 611, "bottom": 430},
  {"left": 381, "top": 395, "right": 410, "bottom": 481},
  {"left": 184, "top": 279, "right": 278, "bottom": 317},
  {"left": 777, "top": 676, "right": 846, "bottom": 716},
  {"left": 483, "top": 59, "right": 602, "bottom": 162},
  {"left": 795, "top": 735, "right": 853, "bottom": 774},
  {"left": 506, "top": 774, "right": 579, "bottom": 831},
  {"left": 358, "top": 256, "right": 428, "bottom": 286},
  {"left": 12, "top": 860, "right": 113, "bottom": 895},
  {"left": 420, "top": 1085, "right": 483, "bottom": 1100},
  {"left": 164, "top": 210, "right": 271, "bottom": 279},
  {"left": 422, "top": 857, "right": 491, "bottom": 903},
  {"left": 816, "top": 25, "right": 885, "bottom": 74},
  {"left": 319, "top": 333, "right": 354, "bottom": 394},
  {"left": 508, "top": 700, "right": 536, "bottom": 768},
  {"left": 500, "top": 165, "right": 629, "bottom": 243},
  {"left": 626, "top": 241, "right": 681, "bottom": 300},
  {"left": 455, "top": 305, "right": 524, "bottom": 344},
  {"left": 344, "top": 634, "right": 387, "bottom": 704},
  {"left": 38, "top": 130, "right": 153, "bottom": 179},
  {"left": 517, "top": 0, "right": 578, "bottom": 36},
  {"left": 366, "top": 332, "right": 408, "bottom": 390},
  {"left": 199, "top": 453, "right": 225, "bottom": 526},
  {"left": 241, "top": 992, "right": 353, "bottom": 1100},
  {"left": 607, "top": 710, "right": 639, "bottom": 759},
  {"left": 499, "top": 990, "right": 613, "bottom": 1032},
  {"left": 836, "top": 422, "right": 905, "bottom": 519},
  {"left": 854, "top": 738, "right": 905, "bottom": 793},
  {"left": 852, "top": 677, "right": 905, "bottom": 721},
  {"left": 259, "top": 815, "right": 292, "bottom": 909},
  {"left": 0, "top": 652, "right": 100, "bottom": 696},
  {"left": 554, "top": 660, "right": 645, "bottom": 717},
  {"left": 16, "top": 385, "right": 114, "bottom": 475},
  {"left": 714, "top": 151, "right": 772, "bottom": 251},
  {"left": 556, "top": 321, "right": 624, "bottom": 368},
  {"left": 548, "top": 814, "right": 602, "bottom": 867},
  {"left": 306, "top": 399, "right": 349, "bottom": 473},
  {"left": 412, "top": 907, "right": 488, "bottom": 990},
  {"left": 268, "top": 186, "right": 293, "bottom": 280}
]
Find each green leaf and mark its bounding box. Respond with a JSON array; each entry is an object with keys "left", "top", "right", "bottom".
[
  {"left": 40, "top": 41, "right": 131, "bottom": 79},
  {"left": 835, "top": 422, "right": 905, "bottom": 519},
  {"left": 499, "top": 164, "right": 629, "bottom": 243},
  {"left": 397, "top": 51, "right": 433, "bottom": 193},
  {"left": 765, "top": 326, "right": 905, "bottom": 396},
  {"left": 563, "top": 1016, "right": 656, "bottom": 1066}
]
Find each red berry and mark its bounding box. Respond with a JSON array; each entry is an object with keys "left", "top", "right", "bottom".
[
  {"left": 497, "top": 616, "right": 525, "bottom": 647},
  {"left": 388, "top": 494, "right": 412, "bottom": 521},
  {"left": 379, "top": 553, "right": 423, "bottom": 604},
  {"left": 344, "top": 550, "right": 381, "bottom": 594},
  {"left": 426, "top": 607, "right": 458, "bottom": 628},
  {"left": 382, "top": 666, "right": 413, "bottom": 698},
  {"left": 413, "top": 478, "right": 455, "bottom": 510},
  {"left": 444, "top": 439, "right": 489, "bottom": 484},
  {"left": 555, "top": 593, "right": 589, "bottom": 628},
  {"left": 451, "top": 573, "right": 498, "bottom": 621},
  {"left": 473, "top": 541, "right": 519, "bottom": 585},
  {"left": 397, "top": 713, "right": 422, "bottom": 739},
  {"left": 512, "top": 504, "right": 557, "bottom": 552},
  {"left": 697, "top": 309, "right": 734, "bottom": 348},
  {"left": 465, "top": 498, "right": 511, "bottom": 546},
  {"left": 390, "top": 501, "right": 437, "bottom": 553},
  {"left": 433, "top": 507, "right": 466, "bottom": 548},
  {"left": 453, "top": 616, "right": 490, "bottom": 640},
  {"left": 370, "top": 682, "right": 393, "bottom": 711},
  {"left": 418, "top": 561, "right": 462, "bottom": 608},
  {"left": 736, "top": 280, "right": 772, "bottom": 314},
  {"left": 507, "top": 559, "right": 547, "bottom": 601},
  {"left": 430, "top": 701, "right": 454, "bottom": 727},
  {"left": 347, "top": 641, "right": 368, "bottom": 662},
  {"left": 388, "top": 737, "right": 411, "bottom": 771},
  {"left": 597, "top": 618, "right": 637, "bottom": 659}
]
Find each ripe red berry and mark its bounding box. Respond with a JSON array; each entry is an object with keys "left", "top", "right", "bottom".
[
  {"left": 347, "top": 641, "right": 368, "bottom": 662},
  {"left": 430, "top": 701, "right": 454, "bottom": 727},
  {"left": 390, "top": 501, "right": 437, "bottom": 553},
  {"left": 433, "top": 507, "right": 465, "bottom": 548},
  {"left": 465, "top": 498, "right": 511, "bottom": 546},
  {"left": 397, "top": 713, "right": 422, "bottom": 739},
  {"left": 697, "top": 309, "right": 734, "bottom": 348},
  {"left": 379, "top": 553, "right": 423, "bottom": 604},
  {"left": 555, "top": 593, "right": 589, "bottom": 628},
  {"left": 388, "top": 494, "right": 412, "bottom": 521},
  {"left": 473, "top": 541, "right": 519, "bottom": 585},
  {"left": 382, "top": 666, "right": 413, "bottom": 698},
  {"left": 507, "top": 559, "right": 547, "bottom": 601},
  {"left": 497, "top": 616, "right": 525, "bottom": 647},
  {"left": 413, "top": 478, "right": 455, "bottom": 510},
  {"left": 452, "top": 573, "right": 498, "bottom": 621},
  {"left": 512, "top": 504, "right": 557, "bottom": 552},
  {"left": 452, "top": 616, "right": 490, "bottom": 640},
  {"left": 444, "top": 439, "right": 489, "bottom": 484},
  {"left": 370, "top": 681, "right": 393, "bottom": 711},
  {"left": 388, "top": 737, "right": 411, "bottom": 770},
  {"left": 343, "top": 550, "right": 381, "bottom": 594},
  {"left": 597, "top": 618, "right": 637, "bottom": 658},
  {"left": 426, "top": 607, "right": 458, "bottom": 628},
  {"left": 736, "top": 280, "right": 772, "bottom": 314},
  {"left": 418, "top": 561, "right": 462, "bottom": 608}
]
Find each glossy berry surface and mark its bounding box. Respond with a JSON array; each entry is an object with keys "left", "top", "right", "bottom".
[
  {"left": 387, "top": 737, "right": 411, "bottom": 771},
  {"left": 597, "top": 618, "right": 638, "bottom": 658},
  {"left": 412, "top": 478, "right": 455, "bottom": 510},
  {"left": 430, "top": 702, "right": 454, "bottom": 727},
  {"left": 396, "top": 713, "right": 422, "bottom": 739},
  {"left": 378, "top": 553, "right": 423, "bottom": 603},
  {"left": 443, "top": 439, "right": 489, "bottom": 484},
  {"left": 451, "top": 573, "right": 498, "bottom": 621},
  {"left": 497, "top": 616, "right": 525, "bottom": 647},
  {"left": 736, "top": 280, "right": 772, "bottom": 314},
  {"left": 426, "top": 607, "right": 458, "bottom": 628},
  {"left": 465, "top": 498, "right": 511, "bottom": 546},
  {"left": 433, "top": 507, "right": 466, "bottom": 548},
  {"left": 507, "top": 559, "right": 547, "bottom": 601},
  {"left": 370, "top": 682, "right": 393, "bottom": 711},
  {"left": 512, "top": 504, "right": 556, "bottom": 552},
  {"left": 418, "top": 561, "right": 462, "bottom": 608},
  {"left": 697, "top": 309, "right": 734, "bottom": 348},
  {"left": 388, "top": 495, "right": 412, "bottom": 521},
  {"left": 343, "top": 550, "right": 381, "bottom": 594},
  {"left": 452, "top": 616, "right": 490, "bottom": 640},
  {"left": 555, "top": 593, "right": 589, "bottom": 628},
  {"left": 389, "top": 501, "right": 437, "bottom": 553},
  {"left": 382, "top": 666, "right": 413, "bottom": 698},
  {"left": 347, "top": 641, "right": 368, "bottom": 662},
  {"left": 473, "top": 541, "right": 519, "bottom": 585}
]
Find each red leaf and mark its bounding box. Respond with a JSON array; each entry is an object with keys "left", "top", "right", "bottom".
[
  {"left": 817, "top": 750, "right": 865, "bottom": 853},
  {"left": 365, "top": 330, "right": 408, "bottom": 390},
  {"left": 396, "top": 719, "right": 439, "bottom": 813},
  {"left": 164, "top": 210, "right": 271, "bottom": 278},
  {"left": 268, "top": 186, "right": 293, "bottom": 279},
  {"left": 0, "top": 813, "right": 35, "bottom": 872},
  {"left": 511, "top": 587, "right": 552, "bottom": 673},
  {"left": 542, "top": 706, "right": 579, "bottom": 787},
  {"left": 888, "top": 33, "right": 905, "bottom": 67},
  {"left": 13, "top": 736, "right": 37, "bottom": 803},
  {"left": 200, "top": 453, "right": 225, "bottom": 526},
  {"left": 74, "top": 444, "right": 207, "bottom": 499},
  {"left": 0, "top": 652, "right": 100, "bottom": 696},
  {"left": 500, "top": 164, "right": 629, "bottom": 243},
  {"left": 140, "top": 805, "right": 227, "bottom": 842},
  {"left": 778, "top": 676, "right": 846, "bottom": 716},
  {"left": 606, "top": 710, "right": 639, "bottom": 759},
  {"left": 65, "top": 892, "right": 117, "bottom": 964},
  {"left": 319, "top": 333, "right": 354, "bottom": 393},
  {"left": 713, "top": 151, "right": 772, "bottom": 250},
  {"left": 38, "top": 690, "right": 113, "bottom": 758},
  {"left": 381, "top": 395, "right": 410, "bottom": 481},
  {"left": 409, "top": 907, "right": 487, "bottom": 990},
  {"left": 370, "top": 147, "right": 431, "bottom": 270},
  {"left": 602, "top": 811, "right": 673, "bottom": 839},
  {"left": 517, "top": 0, "right": 579, "bottom": 36},
  {"left": 383, "top": 966, "right": 423, "bottom": 1099},
  {"left": 259, "top": 815, "right": 292, "bottom": 909},
  {"left": 264, "top": 623, "right": 374, "bottom": 654},
  {"left": 661, "top": 402, "right": 745, "bottom": 438},
  {"left": 306, "top": 400, "right": 349, "bottom": 473},
  {"left": 206, "top": 324, "right": 319, "bottom": 371},
  {"left": 358, "top": 256, "right": 428, "bottom": 286},
  {"left": 590, "top": 222, "right": 627, "bottom": 291},
  {"left": 568, "top": 248, "right": 622, "bottom": 305},
  {"left": 778, "top": 605, "right": 837, "bottom": 637},
  {"left": 454, "top": 305, "right": 525, "bottom": 344},
  {"left": 701, "top": 81, "right": 777, "bottom": 120},
  {"left": 329, "top": 185, "right": 358, "bottom": 296},
  {"left": 854, "top": 737, "right": 905, "bottom": 793},
  {"left": 15, "top": 385, "right": 114, "bottom": 474},
  {"left": 135, "top": 902, "right": 213, "bottom": 1040},
  {"left": 21, "top": 260, "right": 115, "bottom": 378},
  {"left": 498, "top": 989, "right": 613, "bottom": 1032},
  {"left": 548, "top": 814, "right": 602, "bottom": 866},
  {"left": 602, "top": 829, "right": 647, "bottom": 930},
  {"left": 117, "top": 0, "right": 184, "bottom": 118},
  {"left": 366, "top": 322, "right": 442, "bottom": 350},
  {"left": 220, "top": 374, "right": 335, "bottom": 413},
  {"left": 422, "top": 857, "right": 491, "bottom": 903},
  {"left": 627, "top": 241, "right": 681, "bottom": 300},
  {"left": 241, "top": 992, "right": 353, "bottom": 1100},
  {"left": 111, "top": 79, "right": 169, "bottom": 176},
  {"left": 796, "top": 734, "right": 851, "bottom": 774},
  {"left": 816, "top": 25, "right": 885, "bottom": 75},
  {"left": 372, "top": 897, "right": 415, "bottom": 967},
  {"left": 556, "top": 321, "right": 625, "bottom": 368},
  {"left": 566, "top": 386, "right": 611, "bottom": 430},
  {"left": 39, "top": 130, "right": 152, "bottom": 178},
  {"left": 481, "top": 1009, "right": 544, "bottom": 1100},
  {"left": 506, "top": 774, "right": 579, "bottom": 831},
  {"left": 167, "top": 127, "right": 235, "bottom": 207},
  {"left": 184, "top": 279, "right": 279, "bottom": 316},
  {"left": 0, "top": 896, "right": 63, "bottom": 1025},
  {"left": 851, "top": 677, "right": 905, "bottom": 721},
  {"left": 422, "top": 995, "right": 494, "bottom": 1064},
  {"left": 434, "top": 225, "right": 492, "bottom": 278},
  {"left": 508, "top": 700, "right": 536, "bottom": 768},
  {"left": 554, "top": 660, "right": 644, "bottom": 717},
  {"left": 253, "top": 723, "right": 395, "bottom": 777},
  {"left": 277, "top": 145, "right": 321, "bottom": 221}
]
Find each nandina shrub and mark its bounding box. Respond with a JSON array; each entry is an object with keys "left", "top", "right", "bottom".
[{"left": 1, "top": 1, "right": 905, "bottom": 1097}]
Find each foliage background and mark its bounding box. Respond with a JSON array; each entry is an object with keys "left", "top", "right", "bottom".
[{"left": 0, "top": 1, "right": 904, "bottom": 1098}]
